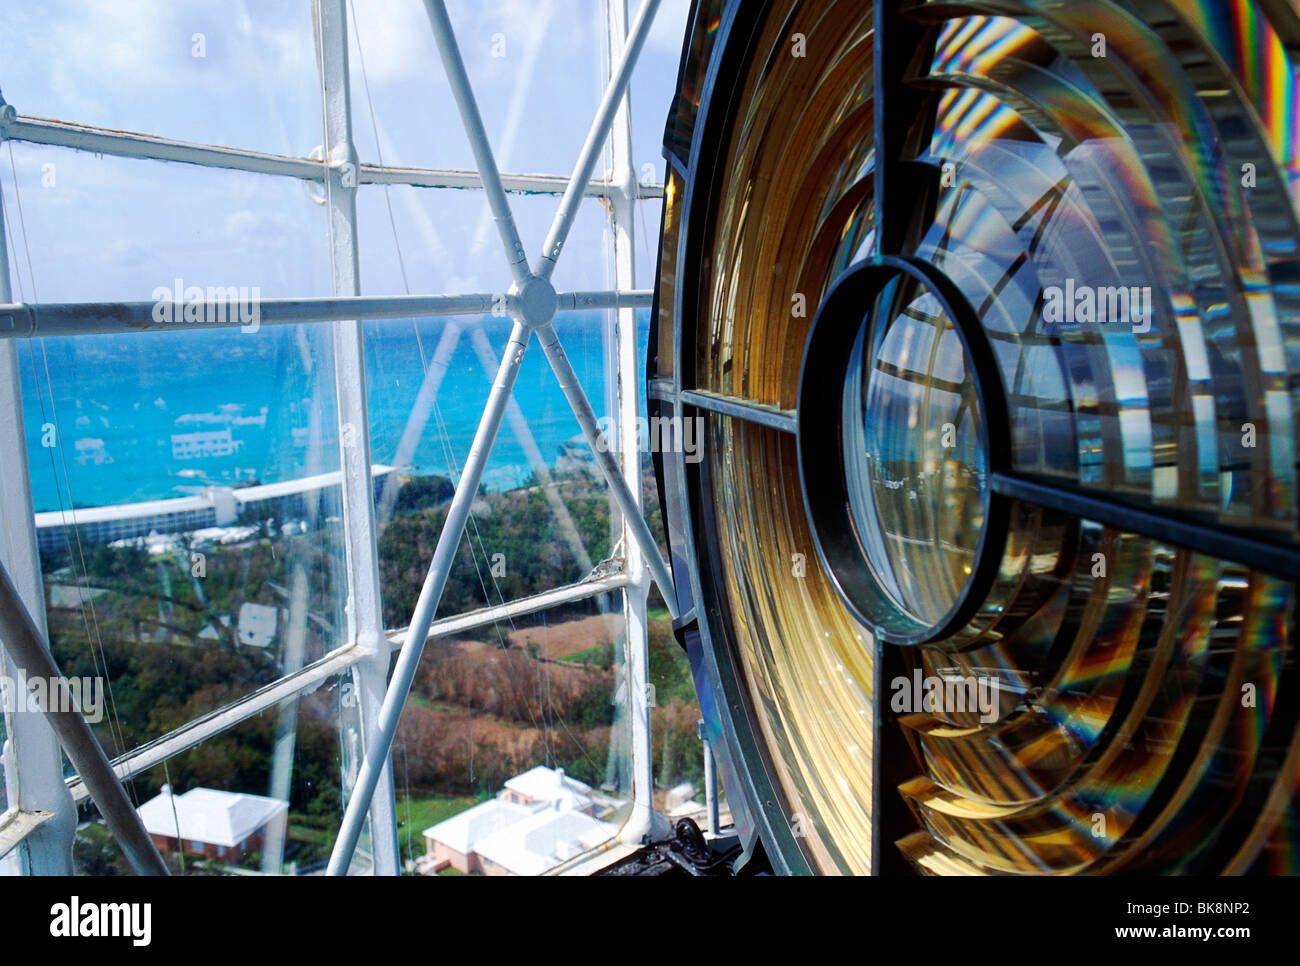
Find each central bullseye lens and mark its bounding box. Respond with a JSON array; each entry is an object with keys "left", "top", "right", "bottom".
[
  {"left": 844, "top": 277, "right": 987, "bottom": 626},
  {"left": 799, "top": 259, "right": 1000, "bottom": 643}
]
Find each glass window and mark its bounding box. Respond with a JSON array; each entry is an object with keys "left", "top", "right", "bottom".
[
  {"left": 392, "top": 603, "right": 629, "bottom": 875},
  {"left": 4, "top": 0, "right": 688, "bottom": 877},
  {"left": 347, "top": 0, "right": 605, "bottom": 175},
  {"left": 2, "top": 147, "right": 348, "bottom": 765},
  {"left": 0, "top": 0, "right": 323, "bottom": 158},
  {"left": 72, "top": 672, "right": 350, "bottom": 875}
]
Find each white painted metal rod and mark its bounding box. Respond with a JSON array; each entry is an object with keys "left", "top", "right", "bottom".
[
  {"left": 67, "top": 648, "right": 359, "bottom": 803},
  {"left": 535, "top": 321, "right": 680, "bottom": 619},
  {"left": 0, "top": 556, "right": 169, "bottom": 875},
  {"left": 556, "top": 290, "right": 652, "bottom": 311},
  {"left": 327, "top": 319, "right": 532, "bottom": 874},
  {"left": 361, "top": 163, "right": 664, "bottom": 199},
  {"left": 704, "top": 737, "right": 719, "bottom": 835},
  {"left": 385, "top": 571, "right": 629, "bottom": 651},
  {"left": 0, "top": 111, "right": 324, "bottom": 180},
  {"left": 0, "top": 810, "right": 55, "bottom": 861},
  {"left": 423, "top": 0, "right": 531, "bottom": 286},
  {"left": 0, "top": 291, "right": 650, "bottom": 339},
  {"left": 0, "top": 293, "right": 498, "bottom": 337},
  {"left": 0, "top": 112, "right": 664, "bottom": 198},
  {"left": 535, "top": 0, "right": 661, "bottom": 282}
]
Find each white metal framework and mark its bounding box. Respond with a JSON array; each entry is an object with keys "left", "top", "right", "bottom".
[{"left": 0, "top": 0, "right": 672, "bottom": 876}]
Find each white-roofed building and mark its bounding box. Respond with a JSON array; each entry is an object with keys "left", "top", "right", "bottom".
[
  {"left": 34, "top": 465, "right": 395, "bottom": 554},
  {"left": 421, "top": 767, "right": 617, "bottom": 875},
  {"left": 501, "top": 766, "right": 595, "bottom": 815},
  {"left": 473, "top": 805, "right": 616, "bottom": 876},
  {"left": 421, "top": 799, "right": 535, "bottom": 874},
  {"left": 137, "top": 785, "right": 288, "bottom": 864}
]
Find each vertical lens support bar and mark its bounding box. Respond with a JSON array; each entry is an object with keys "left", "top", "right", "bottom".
[{"left": 873, "top": 0, "right": 939, "bottom": 258}]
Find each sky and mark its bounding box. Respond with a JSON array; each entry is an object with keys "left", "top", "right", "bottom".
[{"left": 0, "top": 0, "right": 693, "bottom": 304}]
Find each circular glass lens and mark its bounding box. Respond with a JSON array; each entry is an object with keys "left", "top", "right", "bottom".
[{"left": 843, "top": 276, "right": 988, "bottom": 627}]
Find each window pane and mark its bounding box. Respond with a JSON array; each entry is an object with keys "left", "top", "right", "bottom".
[
  {"left": 3, "top": 150, "right": 348, "bottom": 762},
  {"left": 348, "top": 0, "right": 604, "bottom": 175},
  {"left": 2, "top": 144, "right": 331, "bottom": 303},
  {"left": 370, "top": 312, "right": 619, "bottom": 631},
  {"left": 394, "top": 604, "right": 630, "bottom": 875},
  {"left": 72, "top": 674, "right": 352, "bottom": 875},
  {"left": 630, "top": 0, "right": 693, "bottom": 182},
  {"left": 355, "top": 186, "right": 616, "bottom": 296},
  {"left": 648, "top": 597, "right": 710, "bottom": 824},
  {"left": 356, "top": 187, "right": 622, "bottom": 629},
  {"left": 0, "top": 0, "right": 323, "bottom": 158}
]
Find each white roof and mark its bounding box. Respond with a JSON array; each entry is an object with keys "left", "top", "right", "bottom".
[
  {"left": 34, "top": 465, "right": 395, "bottom": 528},
  {"left": 422, "top": 766, "right": 614, "bottom": 874},
  {"left": 35, "top": 494, "right": 211, "bottom": 527},
  {"left": 231, "top": 464, "right": 395, "bottom": 503},
  {"left": 504, "top": 766, "right": 592, "bottom": 808},
  {"left": 137, "top": 785, "right": 287, "bottom": 848},
  {"left": 423, "top": 799, "right": 535, "bottom": 856},
  {"left": 473, "top": 805, "right": 616, "bottom": 876}
]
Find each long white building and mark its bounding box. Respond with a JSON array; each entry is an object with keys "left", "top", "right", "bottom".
[{"left": 35, "top": 464, "right": 396, "bottom": 555}]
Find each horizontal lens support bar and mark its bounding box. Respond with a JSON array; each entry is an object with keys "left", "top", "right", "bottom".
[
  {"left": 991, "top": 471, "right": 1300, "bottom": 582},
  {"left": 680, "top": 389, "right": 797, "bottom": 433}
]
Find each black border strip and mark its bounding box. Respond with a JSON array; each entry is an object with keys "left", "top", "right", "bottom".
[{"left": 992, "top": 472, "right": 1300, "bottom": 580}]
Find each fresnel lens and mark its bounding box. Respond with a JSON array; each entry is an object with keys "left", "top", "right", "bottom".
[{"left": 652, "top": 0, "right": 1300, "bottom": 874}]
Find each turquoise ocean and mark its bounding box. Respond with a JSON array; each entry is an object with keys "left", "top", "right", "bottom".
[{"left": 18, "top": 312, "right": 650, "bottom": 513}]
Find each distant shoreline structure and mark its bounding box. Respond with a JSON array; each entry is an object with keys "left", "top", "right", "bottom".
[
  {"left": 35, "top": 465, "right": 398, "bottom": 555},
  {"left": 35, "top": 429, "right": 606, "bottom": 557}
]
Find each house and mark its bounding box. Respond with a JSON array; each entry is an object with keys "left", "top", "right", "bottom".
[
  {"left": 501, "top": 766, "right": 596, "bottom": 814},
  {"left": 136, "top": 785, "right": 288, "bottom": 863},
  {"left": 422, "top": 766, "right": 617, "bottom": 875},
  {"left": 422, "top": 799, "right": 536, "bottom": 874},
  {"left": 473, "top": 806, "right": 615, "bottom": 876}
]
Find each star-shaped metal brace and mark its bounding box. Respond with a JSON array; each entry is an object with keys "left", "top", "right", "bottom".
[{"left": 329, "top": 0, "right": 672, "bottom": 873}]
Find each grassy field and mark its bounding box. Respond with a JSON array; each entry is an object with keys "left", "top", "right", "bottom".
[
  {"left": 559, "top": 644, "right": 611, "bottom": 666},
  {"left": 409, "top": 695, "right": 463, "bottom": 713},
  {"left": 395, "top": 792, "right": 478, "bottom": 861}
]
